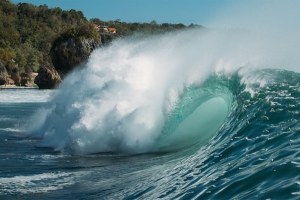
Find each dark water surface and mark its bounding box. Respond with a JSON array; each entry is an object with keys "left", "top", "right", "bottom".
[{"left": 0, "top": 70, "right": 299, "bottom": 199}]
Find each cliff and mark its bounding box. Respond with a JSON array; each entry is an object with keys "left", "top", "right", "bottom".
[
  {"left": 34, "top": 24, "right": 101, "bottom": 89},
  {"left": 0, "top": 1, "right": 201, "bottom": 89},
  {"left": 50, "top": 24, "right": 101, "bottom": 76}
]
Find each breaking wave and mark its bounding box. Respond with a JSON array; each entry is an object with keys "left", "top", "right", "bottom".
[{"left": 30, "top": 28, "right": 300, "bottom": 155}]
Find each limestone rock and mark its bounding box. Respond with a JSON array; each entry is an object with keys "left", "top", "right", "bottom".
[
  {"left": 50, "top": 37, "right": 101, "bottom": 75},
  {"left": 34, "top": 66, "right": 61, "bottom": 89}
]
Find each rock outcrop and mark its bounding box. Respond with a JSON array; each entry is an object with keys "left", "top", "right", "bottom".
[
  {"left": 35, "top": 24, "right": 102, "bottom": 89},
  {"left": 50, "top": 24, "right": 102, "bottom": 76},
  {"left": 0, "top": 60, "right": 21, "bottom": 86},
  {"left": 10, "top": 71, "right": 20, "bottom": 86},
  {"left": 34, "top": 66, "right": 61, "bottom": 89},
  {"left": 0, "top": 61, "right": 9, "bottom": 85}
]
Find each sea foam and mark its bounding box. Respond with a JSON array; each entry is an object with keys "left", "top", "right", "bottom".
[{"left": 30, "top": 26, "right": 300, "bottom": 154}]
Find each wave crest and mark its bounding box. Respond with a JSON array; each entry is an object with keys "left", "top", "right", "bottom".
[{"left": 30, "top": 28, "right": 299, "bottom": 154}]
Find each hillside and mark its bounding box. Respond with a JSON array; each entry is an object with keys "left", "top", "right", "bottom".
[{"left": 0, "top": 0, "right": 201, "bottom": 87}]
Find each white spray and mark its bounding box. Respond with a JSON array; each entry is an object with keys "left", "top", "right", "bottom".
[{"left": 30, "top": 1, "right": 300, "bottom": 154}]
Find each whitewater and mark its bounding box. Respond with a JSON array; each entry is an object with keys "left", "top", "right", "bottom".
[
  {"left": 1, "top": 1, "right": 300, "bottom": 199},
  {"left": 29, "top": 28, "right": 299, "bottom": 155}
]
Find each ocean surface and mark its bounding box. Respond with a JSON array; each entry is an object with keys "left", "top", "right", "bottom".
[
  {"left": 0, "top": 69, "right": 299, "bottom": 199},
  {"left": 1, "top": 29, "right": 300, "bottom": 199}
]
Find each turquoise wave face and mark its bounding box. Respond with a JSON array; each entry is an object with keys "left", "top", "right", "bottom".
[
  {"left": 0, "top": 69, "right": 299, "bottom": 199},
  {"left": 158, "top": 85, "right": 233, "bottom": 151}
]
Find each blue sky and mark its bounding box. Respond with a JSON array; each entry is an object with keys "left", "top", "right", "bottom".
[
  {"left": 11, "top": 0, "right": 232, "bottom": 25},
  {"left": 11, "top": 0, "right": 300, "bottom": 34}
]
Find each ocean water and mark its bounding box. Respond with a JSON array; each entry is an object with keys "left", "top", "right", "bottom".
[{"left": 1, "top": 29, "right": 300, "bottom": 199}]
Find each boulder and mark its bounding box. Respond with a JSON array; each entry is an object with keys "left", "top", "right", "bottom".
[
  {"left": 20, "top": 72, "right": 34, "bottom": 87},
  {"left": 34, "top": 66, "right": 61, "bottom": 89}
]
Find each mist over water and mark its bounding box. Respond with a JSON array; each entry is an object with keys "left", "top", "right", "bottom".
[
  {"left": 30, "top": 28, "right": 298, "bottom": 154},
  {"left": 29, "top": 0, "right": 300, "bottom": 154},
  {"left": 1, "top": 1, "right": 300, "bottom": 199}
]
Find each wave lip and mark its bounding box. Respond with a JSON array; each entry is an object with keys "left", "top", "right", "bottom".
[
  {"left": 30, "top": 29, "right": 239, "bottom": 155},
  {"left": 30, "top": 25, "right": 300, "bottom": 155}
]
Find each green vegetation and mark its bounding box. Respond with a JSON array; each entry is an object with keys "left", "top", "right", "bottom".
[
  {"left": 0, "top": 0, "right": 87, "bottom": 73},
  {"left": 52, "top": 23, "right": 101, "bottom": 49},
  {"left": 0, "top": 0, "right": 201, "bottom": 86}
]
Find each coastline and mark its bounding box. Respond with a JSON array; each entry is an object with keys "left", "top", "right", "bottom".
[{"left": 0, "top": 85, "right": 38, "bottom": 89}]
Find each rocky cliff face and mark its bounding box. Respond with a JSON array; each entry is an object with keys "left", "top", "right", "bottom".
[
  {"left": 50, "top": 37, "right": 101, "bottom": 76},
  {"left": 34, "top": 66, "right": 61, "bottom": 89},
  {"left": 0, "top": 61, "right": 9, "bottom": 85},
  {"left": 0, "top": 60, "right": 22, "bottom": 86},
  {"left": 9, "top": 69, "right": 20, "bottom": 85},
  {"left": 2, "top": 33, "right": 102, "bottom": 89},
  {"left": 35, "top": 25, "right": 102, "bottom": 89},
  {"left": 34, "top": 36, "right": 100, "bottom": 89}
]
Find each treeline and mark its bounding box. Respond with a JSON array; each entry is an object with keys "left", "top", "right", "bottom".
[
  {"left": 0, "top": 0, "right": 87, "bottom": 74},
  {"left": 0, "top": 0, "right": 201, "bottom": 86},
  {"left": 90, "top": 18, "right": 200, "bottom": 36}
]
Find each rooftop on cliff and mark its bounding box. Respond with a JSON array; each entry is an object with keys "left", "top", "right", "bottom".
[{"left": 0, "top": 0, "right": 203, "bottom": 88}]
